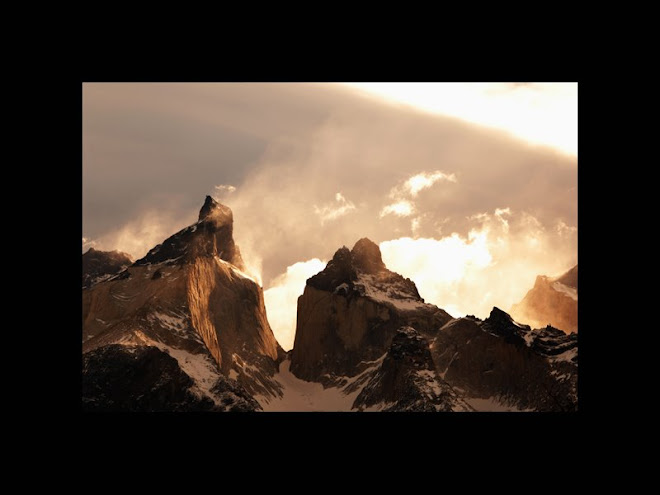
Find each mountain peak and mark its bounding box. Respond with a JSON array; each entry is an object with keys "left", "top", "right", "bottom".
[
  {"left": 351, "top": 237, "right": 385, "bottom": 274},
  {"left": 134, "top": 196, "right": 245, "bottom": 270},
  {"left": 199, "top": 195, "right": 233, "bottom": 224}
]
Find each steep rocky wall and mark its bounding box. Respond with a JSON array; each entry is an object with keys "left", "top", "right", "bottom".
[{"left": 291, "top": 285, "right": 398, "bottom": 381}]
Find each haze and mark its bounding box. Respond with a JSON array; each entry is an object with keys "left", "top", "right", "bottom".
[{"left": 82, "top": 82, "right": 577, "bottom": 351}]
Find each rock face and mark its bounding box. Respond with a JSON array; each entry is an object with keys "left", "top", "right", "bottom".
[
  {"left": 431, "top": 308, "right": 578, "bottom": 411},
  {"left": 82, "top": 197, "right": 284, "bottom": 411},
  {"left": 290, "top": 238, "right": 451, "bottom": 383},
  {"left": 82, "top": 344, "right": 260, "bottom": 412},
  {"left": 82, "top": 248, "right": 133, "bottom": 289},
  {"left": 510, "top": 265, "right": 577, "bottom": 333},
  {"left": 353, "top": 327, "right": 473, "bottom": 412}
]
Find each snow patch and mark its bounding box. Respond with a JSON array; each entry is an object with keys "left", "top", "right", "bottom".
[
  {"left": 552, "top": 281, "right": 577, "bottom": 301},
  {"left": 148, "top": 311, "right": 188, "bottom": 334},
  {"left": 551, "top": 347, "right": 578, "bottom": 363},
  {"left": 356, "top": 273, "right": 427, "bottom": 311},
  {"left": 152, "top": 342, "right": 223, "bottom": 404}
]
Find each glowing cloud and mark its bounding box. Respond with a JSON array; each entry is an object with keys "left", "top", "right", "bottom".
[
  {"left": 314, "top": 192, "right": 356, "bottom": 224},
  {"left": 380, "top": 208, "right": 576, "bottom": 321},
  {"left": 344, "top": 83, "right": 578, "bottom": 156},
  {"left": 264, "top": 258, "right": 327, "bottom": 350},
  {"left": 404, "top": 171, "right": 457, "bottom": 196},
  {"left": 380, "top": 200, "right": 415, "bottom": 218}
]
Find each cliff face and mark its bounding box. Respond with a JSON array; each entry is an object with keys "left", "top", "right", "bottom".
[
  {"left": 290, "top": 238, "right": 451, "bottom": 383},
  {"left": 510, "top": 265, "right": 578, "bottom": 333},
  {"left": 82, "top": 197, "right": 284, "bottom": 410}
]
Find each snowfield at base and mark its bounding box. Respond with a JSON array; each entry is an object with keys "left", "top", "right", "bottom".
[
  {"left": 552, "top": 281, "right": 577, "bottom": 301},
  {"left": 258, "top": 360, "right": 363, "bottom": 412}
]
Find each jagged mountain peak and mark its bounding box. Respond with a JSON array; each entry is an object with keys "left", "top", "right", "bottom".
[
  {"left": 307, "top": 238, "right": 413, "bottom": 295},
  {"left": 351, "top": 237, "right": 386, "bottom": 274},
  {"left": 198, "top": 195, "right": 233, "bottom": 225},
  {"left": 291, "top": 237, "right": 452, "bottom": 382},
  {"left": 134, "top": 196, "right": 245, "bottom": 270}
]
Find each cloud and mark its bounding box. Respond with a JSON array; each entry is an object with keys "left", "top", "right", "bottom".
[
  {"left": 380, "top": 200, "right": 415, "bottom": 218},
  {"left": 263, "top": 258, "right": 327, "bottom": 350},
  {"left": 314, "top": 192, "right": 356, "bottom": 224},
  {"left": 380, "top": 208, "right": 576, "bottom": 321},
  {"left": 403, "top": 171, "right": 457, "bottom": 196},
  {"left": 213, "top": 184, "right": 237, "bottom": 199},
  {"left": 380, "top": 170, "right": 456, "bottom": 219}
]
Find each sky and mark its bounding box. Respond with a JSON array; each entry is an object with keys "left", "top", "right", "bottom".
[{"left": 83, "top": 82, "right": 577, "bottom": 351}]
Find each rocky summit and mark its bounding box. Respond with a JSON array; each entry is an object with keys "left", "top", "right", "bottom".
[
  {"left": 134, "top": 195, "right": 246, "bottom": 270},
  {"left": 290, "top": 238, "right": 451, "bottom": 383}
]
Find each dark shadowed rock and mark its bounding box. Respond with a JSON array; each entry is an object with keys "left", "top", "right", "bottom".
[
  {"left": 82, "top": 248, "right": 133, "bottom": 289},
  {"left": 82, "top": 344, "right": 252, "bottom": 412},
  {"left": 431, "top": 309, "right": 577, "bottom": 411},
  {"left": 353, "top": 327, "right": 472, "bottom": 411}
]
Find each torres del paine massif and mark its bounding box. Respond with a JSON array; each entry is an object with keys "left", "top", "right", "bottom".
[{"left": 82, "top": 196, "right": 578, "bottom": 412}]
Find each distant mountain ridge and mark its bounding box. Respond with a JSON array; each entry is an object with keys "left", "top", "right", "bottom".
[
  {"left": 510, "top": 265, "right": 578, "bottom": 333},
  {"left": 82, "top": 248, "right": 133, "bottom": 289}
]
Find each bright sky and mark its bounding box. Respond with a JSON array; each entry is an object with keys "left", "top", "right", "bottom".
[{"left": 343, "top": 83, "right": 577, "bottom": 157}]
